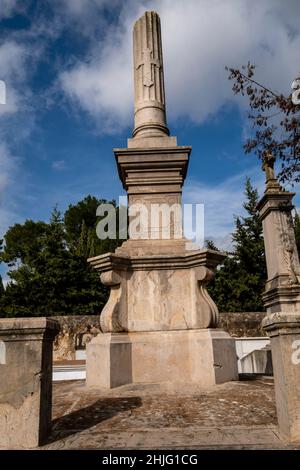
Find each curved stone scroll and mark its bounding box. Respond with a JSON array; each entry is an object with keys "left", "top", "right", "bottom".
[
  {"left": 99, "top": 271, "right": 125, "bottom": 333},
  {"left": 196, "top": 266, "right": 219, "bottom": 328}
]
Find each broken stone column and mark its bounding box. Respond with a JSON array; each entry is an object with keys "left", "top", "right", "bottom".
[
  {"left": 0, "top": 318, "right": 59, "bottom": 449},
  {"left": 86, "top": 11, "right": 238, "bottom": 389},
  {"left": 258, "top": 152, "right": 300, "bottom": 442}
]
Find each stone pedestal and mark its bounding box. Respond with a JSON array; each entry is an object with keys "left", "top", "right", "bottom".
[
  {"left": 257, "top": 155, "right": 300, "bottom": 313},
  {"left": 89, "top": 250, "right": 225, "bottom": 333},
  {"left": 263, "top": 313, "right": 300, "bottom": 442},
  {"left": 0, "top": 318, "right": 59, "bottom": 449},
  {"left": 86, "top": 11, "right": 238, "bottom": 390},
  {"left": 87, "top": 248, "right": 239, "bottom": 389},
  {"left": 86, "top": 329, "right": 238, "bottom": 389},
  {"left": 258, "top": 152, "right": 300, "bottom": 442}
]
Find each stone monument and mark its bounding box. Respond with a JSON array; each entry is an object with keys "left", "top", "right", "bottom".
[
  {"left": 86, "top": 11, "right": 238, "bottom": 388},
  {"left": 0, "top": 318, "right": 59, "bottom": 448},
  {"left": 258, "top": 152, "right": 300, "bottom": 442}
]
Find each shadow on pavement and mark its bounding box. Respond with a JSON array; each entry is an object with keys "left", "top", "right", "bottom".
[{"left": 46, "top": 396, "right": 142, "bottom": 444}]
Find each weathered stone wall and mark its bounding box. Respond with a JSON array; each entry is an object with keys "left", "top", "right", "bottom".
[
  {"left": 219, "top": 312, "right": 267, "bottom": 338},
  {"left": 51, "top": 316, "right": 100, "bottom": 361},
  {"left": 0, "top": 318, "right": 59, "bottom": 448},
  {"left": 51, "top": 312, "right": 267, "bottom": 361}
]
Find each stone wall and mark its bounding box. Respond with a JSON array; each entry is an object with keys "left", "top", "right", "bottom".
[
  {"left": 52, "top": 315, "right": 100, "bottom": 361},
  {"left": 0, "top": 318, "right": 59, "bottom": 448},
  {"left": 51, "top": 312, "right": 267, "bottom": 361},
  {"left": 219, "top": 312, "right": 267, "bottom": 338}
]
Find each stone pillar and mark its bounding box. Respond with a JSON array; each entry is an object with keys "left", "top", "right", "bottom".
[
  {"left": 132, "top": 11, "right": 169, "bottom": 140},
  {"left": 86, "top": 11, "right": 238, "bottom": 389},
  {"left": 263, "top": 314, "right": 300, "bottom": 442},
  {"left": 0, "top": 318, "right": 59, "bottom": 449},
  {"left": 129, "top": 11, "right": 177, "bottom": 149},
  {"left": 258, "top": 152, "right": 300, "bottom": 442}
]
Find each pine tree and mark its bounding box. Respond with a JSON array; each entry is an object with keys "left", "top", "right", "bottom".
[
  {"left": 77, "top": 220, "right": 89, "bottom": 257},
  {"left": 209, "top": 178, "right": 267, "bottom": 312},
  {"left": 205, "top": 239, "right": 219, "bottom": 251},
  {"left": 0, "top": 276, "right": 4, "bottom": 299},
  {"left": 0, "top": 204, "right": 109, "bottom": 317},
  {"left": 233, "top": 178, "right": 266, "bottom": 277},
  {"left": 0, "top": 239, "right": 4, "bottom": 300}
]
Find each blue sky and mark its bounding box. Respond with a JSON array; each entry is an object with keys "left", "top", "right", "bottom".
[{"left": 1, "top": 0, "right": 300, "bottom": 281}]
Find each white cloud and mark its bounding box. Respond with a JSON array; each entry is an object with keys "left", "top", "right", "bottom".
[
  {"left": 0, "top": 143, "right": 19, "bottom": 237},
  {"left": 0, "top": 41, "right": 26, "bottom": 80},
  {"left": 59, "top": 0, "right": 300, "bottom": 133},
  {"left": 0, "top": 41, "right": 28, "bottom": 115},
  {"left": 0, "top": 38, "right": 37, "bottom": 238},
  {"left": 1, "top": 0, "right": 300, "bottom": 246},
  {"left": 59, "top": 10, "right": 135, "bottom": 132},
  {"left": 51, "top": 0, "right": 123, "bottom": 40},
  {"left": 52, "top": 159, "right": 66, "bottom": 171},
  {"left": 56, "top": 0, "right": 119, "bottom": 17},
  {"left": 183, "top": 166, "right": 265, "bottom": 250},
  {"left": 0, "top": 143, "right": 13, "bottom": 195},
  {"left": 1, "top": 278, "right": 10, "bottom": 288},
  {"left": 0, "top": 80, "right": 5, "bottom": 104},
  {"left": 0, "top": 0, "right": 20, "bottom": 20}
]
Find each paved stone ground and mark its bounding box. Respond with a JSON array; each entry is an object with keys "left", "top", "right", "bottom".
[{"left": 42, "top": 377, "right": 299, "bottom": 449}]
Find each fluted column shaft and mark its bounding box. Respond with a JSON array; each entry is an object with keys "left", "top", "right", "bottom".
[{"left": 133, "top": 11, "right": 169, "bottom": 139}]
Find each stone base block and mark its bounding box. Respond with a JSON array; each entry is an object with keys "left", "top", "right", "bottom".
[
  {"left": 0, "top": 318, "right": 59, "bottom": 449},
  {"left": 86, "top": 329, "right": 238, "bottom": 389}
]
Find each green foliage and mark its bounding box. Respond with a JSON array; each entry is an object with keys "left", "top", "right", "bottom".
[
  {"left": 0, "top": 276, "right": 4, "bottom": 299},
  {"left": 205, "top": 239, "right": 219, "bottom": 251},
  {"left": 64, "top": 195, "right": 120, "bottom": 257},
  {"left": 226, "top": 63, "right": 300, "bottom": 183},
  {"left": 208, "top": 178, "right": 267, "bottom": 312},
  {"left": 1, "top": 220, "right": 47, "bottom": 266},
  {"left": 0, "top": 197, "right": 122, "bottom": 317},
  {"left": 0, "top": 240, "right": 5, "bottom": 299},
  {"left": 2, "top": 185, "right": 299, "bottom": 317}
]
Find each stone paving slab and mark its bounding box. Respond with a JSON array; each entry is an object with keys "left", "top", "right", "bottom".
[{"left": 42, "top": 377, "right": 300, "bottom": 449}]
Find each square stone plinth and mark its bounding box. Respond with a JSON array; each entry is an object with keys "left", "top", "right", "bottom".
[
  {"left": 0, "top": 318, "right": 59, "bottom": 449},
  {"left": 86, "top": 329, "right": 238, "bottom": 389}
]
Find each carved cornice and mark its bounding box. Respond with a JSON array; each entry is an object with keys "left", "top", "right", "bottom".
[
  {"left": 257, "top": 190, "right": 295, "bottom": 221},
  {"left": 88, "top": 248, "right": 225, "bottom": 273},
  {"left": 114, "top": 146, "right": 191, "bottom": 191},
  {"left": 0, "top": 318, "right": 60, "bottom": 341},
  {"left": 262, "top": 312, "right": 300, "bottom": 336},
  {"left": 263, "top": 284, "right": 300, "bottom": 307}
]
